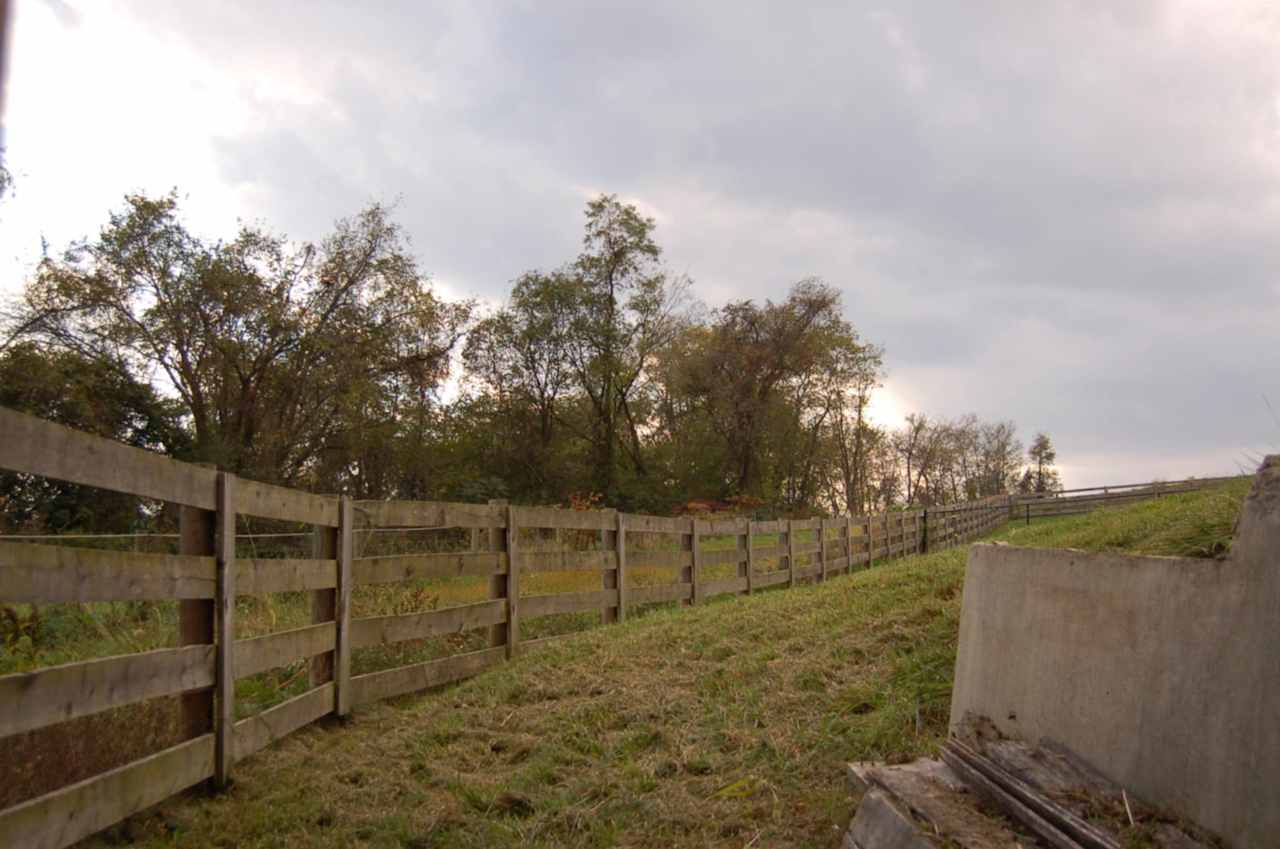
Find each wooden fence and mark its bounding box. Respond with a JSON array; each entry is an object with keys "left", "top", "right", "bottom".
[
  {"left": 1008, "top": 476, "right": 1235, "bottom": 521},
  {"left": 0, "top": 406, "right": 1182, "bottom": 849}
]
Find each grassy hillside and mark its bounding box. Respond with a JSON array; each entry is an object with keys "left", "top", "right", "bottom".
[{"left": 84, "top": 480, "right": 1250, "bottom": 849}]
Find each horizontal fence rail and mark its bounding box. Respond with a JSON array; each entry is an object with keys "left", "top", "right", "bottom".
[{"left": 0, "top": 406, "right": 1224, "bottom": 849}]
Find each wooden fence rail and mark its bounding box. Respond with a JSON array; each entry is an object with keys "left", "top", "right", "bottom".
[{"left": 0, "top": 406, "right": 1219, "bottom": 849}]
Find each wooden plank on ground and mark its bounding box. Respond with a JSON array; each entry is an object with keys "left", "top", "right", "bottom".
[
  {"left": 232, "top": 682, "right": 335, "bottom": 762},
  {"left": 0, "top": 541, "right": 214, "bottom": 602},
  {"left": 236, "top": 478, "right": 338, "bottom": 527},
  {"left": 351, "top": 600, "right": 506, "bottom": 648},
  {"left": 628, "top": 583, "right": 693, "bottom": 604},
  {"left": 235, "top": 623, "right": 336, "bottom": 680},
  {"left": 352, "top": 551, "right": 507, "bottom": 585},
  {"left": 0, "top": 645, "right": 215, "bottom": 738},
  {"left": 350, "top": 646, "right": 506, "bottom": 706},
  {"left": 0, "top": 734, "right": 214, "bottom": 849},
  {"left": 522, "top": 589, "right": 617, "bottom": 618},
  {"left": 0, "top": 406, "right": 218, "bottom": 509},
  {"left": 235, "top": 558, "right": 336, "bottom": 595}
]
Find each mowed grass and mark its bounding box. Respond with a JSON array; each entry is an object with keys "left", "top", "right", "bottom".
[{"left": 77, "top": 480, "right": 1249, "bottom": 849}]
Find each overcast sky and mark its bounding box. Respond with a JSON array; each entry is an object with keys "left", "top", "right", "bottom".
[{"left": 2, "top": 0, "right": 1278, "bottom": 487}]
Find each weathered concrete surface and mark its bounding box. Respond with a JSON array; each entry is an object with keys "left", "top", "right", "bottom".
[{"left": 950, "top": 456, "right": 1280, "bottom": 848}]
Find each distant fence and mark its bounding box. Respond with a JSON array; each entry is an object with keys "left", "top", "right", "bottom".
[
  {"left": 1008, "top": 476, "right": 1236, "bottom": 521},
  {"left": 0, "top": 406, "right": 1207, "bottom": 849}
]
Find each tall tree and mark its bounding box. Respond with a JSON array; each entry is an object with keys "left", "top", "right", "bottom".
[
  {"left": 1020, "top": 432, "right": 1063, "bottom": 494},
  {"left": 10, "top": 193, "right": 471, "bottom": 490}
]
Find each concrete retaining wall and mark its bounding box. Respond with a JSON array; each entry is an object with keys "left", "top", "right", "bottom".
[{"left": 949, "top": 456, "right": 1280, "bottom": 849}]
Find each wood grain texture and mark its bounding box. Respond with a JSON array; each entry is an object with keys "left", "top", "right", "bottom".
[
  {"left": 0, "top": 645, "right": 215, "bottom": 738},
  {"left": 0, "top": 734, "right": 214, "bottom": 849},
  {"left": 350, "top": 647, "right": 506, "bottom": 706},
  {"left": 235, "top": 623, "right": 337, "bottom": 680},
  {"left": 351, "top": 600, "right": 506, "bottom": 648},
  {"left": 0, "top": 541, "right": 214, "bottom": 602},
  {"left": 352, "top": 551, "right": 507, "bottom": 585},
  {"left": 354, "top": 500, "right": 508, "bottom": 529},
  {"left": 0, "top": 406, "right": 218, "bottom": 509},
  {"left": 522, "top": 589, "right": 617, "bottom": 618},
  {"left": 520, "top": 549, "right": 618, "bottom": 573},
  {"left": 232, "top": 683, "right": 334, "bottom": 762},
  {"left": 235, "top": 558, "right": 336, "bottom": 595},
  {"left": 236, "top": 478, "right": 338, "bottom": 527},
  {"left": 213, "top": 472, "right": 236, "bottom": 788},
  {"left": 628, "top": 583, "right": 693, "bottom": 604}
]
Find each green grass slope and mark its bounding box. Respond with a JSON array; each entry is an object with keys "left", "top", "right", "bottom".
[{"left": 87, "top": 479, "right": 1250, "bottom": 849}]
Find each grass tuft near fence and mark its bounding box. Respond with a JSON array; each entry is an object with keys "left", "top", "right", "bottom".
[{"left": 84, "top": 479, "right": 1250, "bottom": 849}]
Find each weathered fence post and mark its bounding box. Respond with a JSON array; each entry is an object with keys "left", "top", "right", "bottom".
[
  {"left": 863, "top": 515, "right": 873, "bottom": 568},
  {"left": 615, "top": 512, "right": 628, "bottom": 622},
  {"left": 787, "top": 519, "right": 798, "bottom": 588},
  {"left": 691, "top": 519, "right": 704, "bottom": 604},
  {"left": 746, "top": 520, "right": 756, "bottom": 594},
  {"left": 921, "top": 509, "right": 929, "bottom": 554},
  {"left": 504, "top": 505, "right": 520, "bottom": 658},
  {"left": 309, "top": 517, "right": 338, "bottom": 688},
  {"left": 179, "top": 468, "right": 217, "bottom": 745},
  {"left": 335, "top": 496, "right": 353, "bottom": 718},
  {"left": 603, "top": 509, "right": 619, "bottom": 625},
  {"left": 213, "top": 472, "right": 236, "bottom": 789},
  {"left": 486, "top": 498, "right": 509, "bottom": 651},
  {"left": 820, "top": 518, "right": 830, "bottom": 581},
  {"left": 843, "top": 515, "right": 851, "bottom": 574}
]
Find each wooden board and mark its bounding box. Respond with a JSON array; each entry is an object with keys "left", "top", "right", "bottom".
[
  {"left": 0, "top": 406, "right": 218, "bottom": 509},
  {"left": 520, "top": 549, "right": 618, "bottom": 573},
  {"left": 350, "top": 646, "right": 506, "bottom": 706},
  {"left": 699, "top": 548, "right": 747, "bottom": 567},
  {"left": 234, "top": 623, "right": 336, "bottom": 680},
  {"left": 626, "top": 549, "right": 692, "bottom": 569},
  {"left": 754, "top": 571, "right": 791, "bottom": 588},
  {"left": 628, "top": 583, "right": 693, "bottom": 604},
  {"left": 235, "top": 558, "right": 336, "bottom": 595},
  {"left": 617, "top": 513, "right": 687, "bottom": 534},
  {"left": 233, "top": 683, "right": 335, "bottom": 762},
  {"left": 0, "top": 733, "right": 214, "bottom": 849},
  {"left": 352, "top": 551, "right": 507, "bottom": 585},
  {"left": 0, "top": 541, "right": 214, "bottom": 602},
  {"left": 701, "top": 576, "right": 749, "bottom": 597},
  {"left": 354, "top": 500, "right": 507, "bottom": 530},
  {"left": 0, "top": 645, "right": 215, "bottom": 738},
  {"left": 516, "top": 506, "right": 617, "bottom": 531},
  {"left": 522, "top": 589, "right": 617, "bottom": 618},
  {"left": 350, "top": 600, "right": 507, "bottom": 649},
  {"left": 236, "top": 478, "right": 339, "bottom": 527}
]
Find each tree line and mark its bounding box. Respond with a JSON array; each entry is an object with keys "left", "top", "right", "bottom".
[{"left": 0, "top": 192, "right": 1061, "bottom": 532}]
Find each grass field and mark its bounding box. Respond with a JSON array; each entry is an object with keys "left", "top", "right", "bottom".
[{"left": 59, "top": 478, "right": 1249, "bottom": 848}]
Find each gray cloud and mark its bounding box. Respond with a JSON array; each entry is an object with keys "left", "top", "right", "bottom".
[{"left": 114, "top": 0, "right": 1280, "bottom": 483}]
